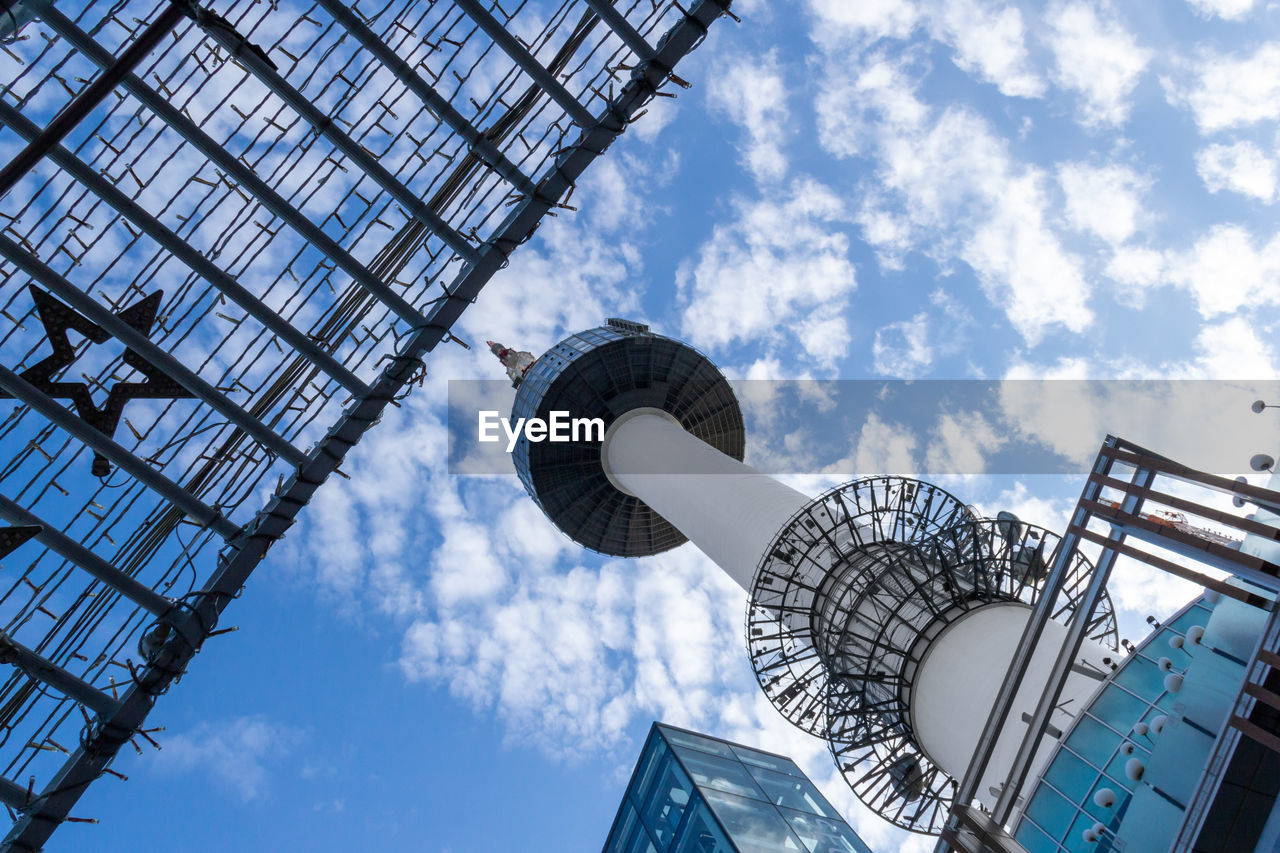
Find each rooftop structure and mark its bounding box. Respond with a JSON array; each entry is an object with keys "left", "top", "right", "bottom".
[
  {"left": 0, "top": 3, "right": 732, "bottom": 848},
  {"left": 604, "top": 721, "right": 873, "bottom": 853}
]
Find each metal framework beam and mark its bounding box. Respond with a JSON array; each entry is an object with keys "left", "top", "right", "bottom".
[
  {"left": 0, "top": 98, "right": 373, "bottom": 398},
  {"left": 451, "top": 0, "right": 600, "bottom": 128},
  {"left": 0, "top": 2, "right": 184, "bottom": 198},
  {"left": 310, "top": 0, "right": 538, "bottom": 197},
  {"left": 0, "top": 364, "right": 241, "bottom": 540},
  {"left": 0, "top": 777, "right": 30, "bottom": 814},
  {"left": 27, "top": 0, "right": 433, "bottom": 330},
  {"left": 184, "top": 4, "right": 481, "bottom": 265},
  {"left": 0, "top": 2, "right": 730, "bottom": 846},
  {"left": 0, "top": 235, "right": 310, "bottom": 468},
  {"left": 0, "top": 633, "right": 116, "bottom": 717},
  {"left": 0, "top": 496, "right": 172, "bottom": 616},
  {"left": 579, "top": 0, "right": 658, "bottom": 62}
]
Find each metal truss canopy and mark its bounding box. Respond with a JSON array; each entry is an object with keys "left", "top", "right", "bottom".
[{"left": 0, "top": 1, "right": 733, "bottom": 848}]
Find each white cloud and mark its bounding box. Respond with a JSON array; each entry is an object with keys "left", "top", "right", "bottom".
[
  {"left": 1168, "top": 43, "right": 1280, "bottom": 133},
  {"left": 873, "top": 312, "right": 933, "bottom": 375},
  {"left": 931, "top": 0, "right": 1045, "bottom": 97},
  {"left": 152, "top": 716, "right": 303, "bottom": 801},
  {"left": 1165, "top": 223, "right": 1280, "bottom": 317},
  {"left": 707, "top": 51, "right": 791, "bottom": 184},
  {"left": 676, "top": 178, "right": 858, "bottom": 371},
  {"left": 1058, "top": 162, "right": 1150, "bottom": 245},
  {"left": 1184, "top": 316, "right": 1278, "bottom": 377},
  {"left": 925, "top": 411, "right": 1005, "bottom": 474},
  {"left": 1196, "top": 141, "right": 1278, "bottom": 202},
  {"left": 805, "top": 0, "right": 920, "bottom": 48},
  {"left": 1045, "top": 2, "right": 1152, "bottom": 126},
  {"left": 818, "top": 57, "right": 1093, "bottom": 344},
  {"left": 1185, "top": 0, "right": 1257, "bottom": 21}
]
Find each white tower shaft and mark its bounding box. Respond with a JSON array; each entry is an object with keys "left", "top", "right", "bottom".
[{"left": 603, "top": 411, "right": 810, "bottom": 590}]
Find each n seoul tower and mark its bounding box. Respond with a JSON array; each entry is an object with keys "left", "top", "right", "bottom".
[{"left": 499, "top": 319, "right": 1118, "bottom": 834}]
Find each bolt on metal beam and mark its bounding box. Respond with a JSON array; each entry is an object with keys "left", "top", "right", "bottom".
[
  {"left": 0, "top": 364, "right": 241, "bottom": 540},
  {"left": 0, "top": 99, "right": 372, "bottom": 399},
  {"left": 26, "top": 0, "right": 433, "bottom": 330},
  {"left": 0, "top": 495, "right": 172, "bottom": 617},
  {"left": 0, "top": 235, "right": 310, "bottom": 469},
  {"left": 0, "top": 2, "right": 185, "bottom": 199},
  {"left": 312, "top": 0, "right": 538, "bottom": 197},
  {"left": 578, "top": 0, "right": 657, "bottom": 62},
  {"left": 0, "top": 632, "right": 117, "bottom": 717},
  {"left": 185, "top": 4, "right": 482, "bottom": 265},
  {"left": 451, "top": 0, "right": 599, "bottom": 128}
]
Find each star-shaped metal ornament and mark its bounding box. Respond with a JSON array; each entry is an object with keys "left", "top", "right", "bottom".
[
  {"left": 0, "top": 525, "right": 40, "bottom": 559},
  {"left": 0, "top": 285, "right": 193, "bottom": 477}
]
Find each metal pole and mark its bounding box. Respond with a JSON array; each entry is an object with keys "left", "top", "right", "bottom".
[
  {"left": 0, "top": 2, "right": 185, "bottom": 198},
  {"left": 579, "top": 0, "right": 658, "bottom": 62},
  {"left": 944, "top": 443, "right": 1117, "bottom": 837},
  {"left": 0, "top": 495, "right": 172, "bottom": 617},
  {"left": 0, "top": 97, "right": 371, "bottom": 397},
  {"left": 0, "top": 632, "right": 116, "bottom": 717},
  {"left": 185, "top": 5, "right": 481, "bottom": 265},
  {"left": 310, "top": 0, "right": 537, "bottom": 197},
  {"left": 451, "top": 0, "right": 599, "bottom": 128},
  {"left": 992, "top": 444, "right": 1154, "bottom": 821},
  {"left": 26, "top": 0, "right": 433, "bottom": 330},
  {"left": 0, "top": 364, "right": 241, "bottom": 540},
  {"left": 0, "top": 236, "right": 310, "bottom": 468}
]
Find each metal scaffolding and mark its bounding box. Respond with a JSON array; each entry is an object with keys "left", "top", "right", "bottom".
[{"left": 0, "top": 0, "right": 732, "bottom": 847}]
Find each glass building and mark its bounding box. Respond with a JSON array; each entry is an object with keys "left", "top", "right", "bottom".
[{"left": 604, "top": 722, "right": 874, "bottom": 853}]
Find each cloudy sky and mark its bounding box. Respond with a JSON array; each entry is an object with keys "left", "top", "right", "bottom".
[{"left": 73, "top": 0, "right": 1280, "bottom": 850}]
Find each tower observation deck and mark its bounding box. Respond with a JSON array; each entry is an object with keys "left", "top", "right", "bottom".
[{"left": 510, "top": 322, "right": 1120, "bottom": 835}]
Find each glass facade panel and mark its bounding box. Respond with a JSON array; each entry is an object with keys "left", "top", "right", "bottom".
[
  {"left": 1014, "top": 819, "right": 1060, "bottom": 853},
  {"left": 702, "top": 787, "right": 807, "bottom": 853},
  {"left": 745, "top": 765, "right": 840, "bottom": 819},
  {"left": 673, "top": 799, "right": 735, "bottom": 853},
  {"left": 777, "top": 808, "right": 874, "bottom": 853},
  {"left": 642, "top": 747, "right": 695, "bottom": 850},
  {"left": 606, "top": 799, "right": 659, "bottom": 853},
  {"left": 672, "top": 745, "right": 769, "bottom": 801},
  {"left": 661, "top": 726, "right": 739, "bottom": 759},
  {"left": 731, "top": 745, "right": 804, "bottom": 777},
  {"left": 1026, "top": 785, "right": 1078, "bottom": 843},
  {"left": 606, "top": 724, "right": 872, "bottom": 853}
]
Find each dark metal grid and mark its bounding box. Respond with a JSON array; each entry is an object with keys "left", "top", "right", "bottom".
[
  {"left": 0, "top": 0, "right": 732, "bottom": 847},
  {"left": 512, "top": 321, "right": 745, "bottom": 557},
  {"left": 746, "top": 477, "right": 975, "bottom": 738}
]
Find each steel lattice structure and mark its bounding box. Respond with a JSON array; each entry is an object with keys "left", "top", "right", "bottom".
[
  {"left": 0, "top": 0, "right": 732, "bottom": 848},
  {"left": 747, "top": 478, "right": 1120, "bottom": 835}
]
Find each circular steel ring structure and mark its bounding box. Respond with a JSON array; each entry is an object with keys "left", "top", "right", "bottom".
[
  {"left": 512, "top": 319, "right": 744, "bottom": 556},
  {"left": 823, "top": 519, "right": 1119, "bottom": 835},
  {"left": 746, "top": 478, "right": 1120, "bottom": 835},
  {"left": 746, "top": 477, "right": 975, "bottom": 737}
]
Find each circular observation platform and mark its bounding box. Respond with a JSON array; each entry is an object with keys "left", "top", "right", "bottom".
[{"left": 512, "top": 319, "right": 744, "bottom": 557}]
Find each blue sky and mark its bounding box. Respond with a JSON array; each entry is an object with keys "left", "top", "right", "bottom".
[{"left": 51, "top": 0, "right": 1280, "bottom": 850}]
